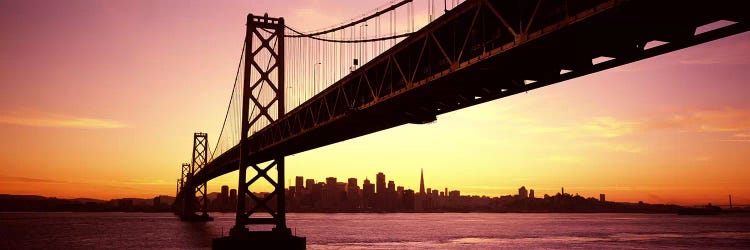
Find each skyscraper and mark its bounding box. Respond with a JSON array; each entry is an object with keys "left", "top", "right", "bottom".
[
  {"left": 326, "top": 177, "right": 337, "bottom": 187},
  {"left": 347, "top": 178, "right": 358, "bottom": 189},
  {"left": 362, "top": 178, "right": 375, "bottom": 208},
  {"left": 295, "top": 176, "right": 304, "bottom": 193},
  {"left": 220, "top": 185, "right": 230, "bottom": 210},
  {"left": 221, "top": 185, "right": 229, "bottom": 201},
  {"left": 229, "top": 189, "right": 237, "bottom": 211},
  {"left": 519, "top": 186, "right": 528, "bottom": 198},
  {"left": 346, "top": 178, "right": 359, "bottom": 209},
  {"left": 386, "top": 180, "right": 397, "bottom": 210},
  {"left": 419, "top": 168, "right": 425, "bottom": 195},
  {"left": 376, "top": 172, "right": 385, "bottom": 194},
  {"left": 305, "top": 179, "right": 315, "bottom": 190}
]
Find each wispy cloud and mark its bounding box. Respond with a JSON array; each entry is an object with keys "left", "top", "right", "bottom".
[
  {"left": 0, "top": 111, "right": 126, "bottom": 129},
  {"left": 519, "top": 117, "right": 639, "bottom": 139},
  {"left": 528, "top": 108, "right": 750, "bottom": 138},
  {"left": 635, "top": 108, "right": 750, "bottom": 137},
  {"left": 676, "top": 34, "right": 750, "bottom": 65},
  {"left": 678, "top": 59, "right": 722, "bottom": 65},
  {"left": 0, "top": 174, "right": 68, "bottom": 184},
  {"left": 582, "top": 117, "right": 639, "bottom": 138},
  {"left": 579, "top": 142, "right": 646, "bottom": 154},
  {"left": 0, "top": 174, "right": 147, "bottom": 192},
  {"left": 118, "top": 179, "right": 174, "bottom": 186},
  {"left": 546, "top": 155, "right": 585, "bottom": 164},
  {"left": 718, "top": 139, "right": 750, "bottom": 143}
]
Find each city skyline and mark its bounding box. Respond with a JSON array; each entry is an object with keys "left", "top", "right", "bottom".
[{"left": 1, "top": 0, "right": 750, "bottom": 206}]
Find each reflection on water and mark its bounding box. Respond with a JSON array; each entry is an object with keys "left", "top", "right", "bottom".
[{"left": 1, "top": 212, "right": 749, "bottom": 249}]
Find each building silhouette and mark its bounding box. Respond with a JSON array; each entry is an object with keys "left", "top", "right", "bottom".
[
  {"left": 375, "top": 172, "right": 386, "bottom": 210},
  {"left": 419, "top": 168, "right": 425, "bottom": 195},
  {"left": 519, "top": 186, "right": 528, "bottom": 199},
  {"left": 376, "top": 172, "right": 385, "bottom": 194},
  {"left": 295, "top": 176, "right": 304, "bottom": 194},
  {"left": 362, "top": 178, "right": 375, "bottom": 209}
]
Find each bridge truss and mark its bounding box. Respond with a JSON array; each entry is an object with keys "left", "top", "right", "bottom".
[{"left": 173, "top": 0, "right": 749, "bottom": 246}]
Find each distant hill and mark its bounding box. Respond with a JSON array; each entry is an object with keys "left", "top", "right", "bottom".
[
  {"left": 0, "top": 194, "right": 176, "bottom": 212},
  {"left": 71, "top": 198, "right": 107, "bottom": 204},
  {"left": 0, "top": 194, "right": 48, "bottom": 200}
]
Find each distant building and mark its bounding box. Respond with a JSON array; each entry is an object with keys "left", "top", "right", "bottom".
[
  {"left": 449, "top": 190, "right": 460, "bottom": 200},
  {"left": 430, "top": 189, "right": 439, "bottom": 208},
  {"left": 419, "top": 168, "right": 425, "bottom": 195},
  {"left": 221, "top": 185, "right": 229, "bottom": 200},
  {"left": 217, "top": 185, "right": 230, "bottom": 211},
  {"left": 336, "top": 182, "right": 347, "bottom": 199},
  {"left": 362, "top": 178, "right": 375, "bottom": 208},
  {"left": 386, "top": 180, "right": 397, "bottom": 209},
  {"left": 311, "top": 182, "right": 323, "bottom": 206},
  {"left": 347, "top": 178, "right": 359, "bottom": 199},
  {"left": 376, "top": 172, "right": 386, "bottom": 194},
  {"left": 323, "top": 177, "right": 338, "bottom": 209},
  {"left": 375, "top": 172, "right": 386, "bottom": 210},
  {"left": 518, "top": 186, "right": 528, "bottom": 199},
  {"left": 600, "top": 194, "right": 606, "bottom": 202},
  {"left": 296, "top": 176, "right": 304, "bottom": 193},
  {"left": 326, "top": 177, "right": 337, "bottom": 186},
  {"left": 448, "top": 190, "right": 460, "bottom": 207},
  {"left": 345, "top": 178, "right": 360, "bottom": 209},
  {"left": 529, "top": 189, "right": 535, "bottom": 199},
  {"left": 305, "top": 179, "right": 315, "bottom": 190},
  {"left": 403, "top": 189, "right": 415, "bottom": 210},
  {"left": 228, "top": 188, "right": 237, "bottom": 211}
]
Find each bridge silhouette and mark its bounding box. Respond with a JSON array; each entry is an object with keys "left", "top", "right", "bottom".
[{"left": 171, "top": 0, "right": 749, "bottom": 247}]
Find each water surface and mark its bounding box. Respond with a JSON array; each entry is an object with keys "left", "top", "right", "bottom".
[{"left": 1, "top": 212, "right": 748, "bottom": 249}]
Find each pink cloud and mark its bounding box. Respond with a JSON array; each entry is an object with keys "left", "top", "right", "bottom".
[{"left": 0, "top": 111, "right": 126, "bottom": 129}]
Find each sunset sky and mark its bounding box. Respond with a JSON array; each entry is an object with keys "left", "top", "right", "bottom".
[{"left": 1, "top": 0, "right": 749, "bottom": 206}]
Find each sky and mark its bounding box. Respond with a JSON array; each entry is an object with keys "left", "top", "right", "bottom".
[{"left": 1, "top": 0, "right": 749, "bottom": 206}]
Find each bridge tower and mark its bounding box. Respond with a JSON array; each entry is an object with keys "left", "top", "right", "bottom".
[
  {"left": 180, "top": 162, "right": 189, "bottom": 191},
  {"left": 217, "top": 13, "right": 304, "bottom": 248},
  {"left": 191, "top": 132, "right": 210, "bottom": 218},
  {"left": 179, "top": 134, "right": 213, "bottom": 221},
  {"left": 173, "top": 163, "right": 190, "bottom": 215}
]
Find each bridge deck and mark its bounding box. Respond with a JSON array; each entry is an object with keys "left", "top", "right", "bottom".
[{"left": 187, "top": 0, "right": 749, "bottom": 187}]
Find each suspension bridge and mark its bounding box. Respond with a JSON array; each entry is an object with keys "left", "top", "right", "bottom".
[{"left": 170, "top": 0, "right": 749, "bottom": 248}]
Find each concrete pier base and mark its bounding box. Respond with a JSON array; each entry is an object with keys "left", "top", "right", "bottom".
[{"left": 212, "top": 231, "right": 306, "bottom": 250}]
